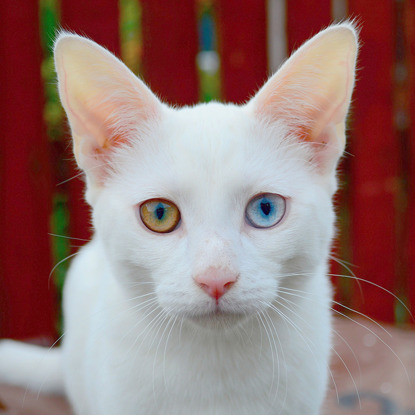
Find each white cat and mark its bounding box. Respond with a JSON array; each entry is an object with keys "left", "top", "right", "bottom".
[{"left": 0, "top": 23, "right": 358, "bottom": 415}]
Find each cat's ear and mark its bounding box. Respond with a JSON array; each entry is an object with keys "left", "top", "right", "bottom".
[
  {"left": 249, "top": 23, "right": 358, "bottom": 175},
  {"left": 54, "top": 33, "right": 162, "bottom": 188}
]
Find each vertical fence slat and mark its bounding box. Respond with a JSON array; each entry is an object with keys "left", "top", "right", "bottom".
[
  {"left": 140, "top": 0, "right": 199, "bottom": 106},
  {"left": 60, "top": 1, "right": 121, "bottom": 244},
  {"left": 405, "top": 1, "right": 415, "bottom": 318},
  {"left": 60, "top": 1, "right": 120, "bottom": 55},
  {"left": 0, "top": 2, "right": 56, "bottom": 339},
  {"left": 284, "top": 0, "right": 344, "bottom": 305},
  {"left": 216, "top": 0, "right": 268, "bottom": 103},
  {"left": 285, "top": 0, "right": 332, "bottom": 54},
  {"left": 347, "top": 1, "right": 399, "bottom": 323}
]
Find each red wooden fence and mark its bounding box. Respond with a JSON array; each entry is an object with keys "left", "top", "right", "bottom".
[
  {"left": 60, "top": 1, "right": 121, "bottom": 246},
  {"left": 0, "top": 1, "right": 56, "bottom": 340},
  {"left": 216, "top": 0, "right": 267, "bottom": 103},
  {"left": 347, "top": 1, "right": 400, "bottom": 323},
  {"left": 141, "top": 0, "right": 199, "bottom": 105},
  {"left": 0, "top": 0, "right": 414, "bottom": 341},
  {"left": 405, "top": 0, "right": 415, "bottom": 324}
]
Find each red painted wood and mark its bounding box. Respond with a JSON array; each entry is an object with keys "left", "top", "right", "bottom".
[
  {"left": 60, "top": 1, "right": 120, "bottom": 55},
  {"left": 0, "top": 3, "right": 56, "bottom": 339},
  {"left": 286, "top": 0, "right": 332, "bottom": 54},
  {"left": 405, "top": 1, "right": 415, "bottom": 320},
  {"left": 141, "top": 0, "right": 199, "bottom": 106},
  {"left": 216, "top": 0, "right": 268, "bottom": 103},
  {"left": 284, "top": 0, "right": 342, "bottom": 305},
  {"left": 347, "top": 1, "right": 398, "bottom": 323},
  {"left": 331, "top": 182, "right": 353, "bottom": 311},
  {"left": 60, "top": 0, "right": 120, "bottom": 243}
]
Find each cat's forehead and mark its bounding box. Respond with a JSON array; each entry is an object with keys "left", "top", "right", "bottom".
[
  {"left": 165, "top": 102, "right": 252, "bottom": 151},
  {"left": 160, "top": 103, "right": 276, "bottom": 186},
  {"left": 162, "top": 102, "right": 308, "bottom": 183},
  {"left": 114, "top": 101, "right": 310, "bottom": 202},
  {"left": 135, "top": 103, "right": 251, "bottom": 195}
]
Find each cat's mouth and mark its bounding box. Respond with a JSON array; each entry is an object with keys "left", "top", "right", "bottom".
[{"left": 187, "top": 308, "right": 246, "bottom": 330}]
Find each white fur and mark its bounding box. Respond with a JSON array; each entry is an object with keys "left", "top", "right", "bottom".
[{"left": 0, "top": 23, "right": 358, "bottom": 415}]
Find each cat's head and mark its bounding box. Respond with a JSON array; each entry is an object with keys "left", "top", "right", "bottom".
[{"left": 55, "top": 24, "right": 358, "bottom": 329}]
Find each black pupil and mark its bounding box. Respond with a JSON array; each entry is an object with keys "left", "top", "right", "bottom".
[
  {"left": 156, "top": 206, "right": 165, "bottom": 220},
  {"left": 260, "top": 202, "right": 271, "bottom": 216}
]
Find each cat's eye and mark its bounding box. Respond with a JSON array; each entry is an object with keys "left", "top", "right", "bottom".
[
  {"left": 140, "top": 199, "right": 181, "bottom": 233},
  {"left": 245, "top": 193, "right": 286, "bottom": 229}
]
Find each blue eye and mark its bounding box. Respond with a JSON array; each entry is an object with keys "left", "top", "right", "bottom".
[{"left": 245, "top": 193, "right": 286, "bottom": 228}]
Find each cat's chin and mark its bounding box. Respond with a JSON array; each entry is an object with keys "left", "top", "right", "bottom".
[{"left": 187, "top": 310, "right": 247, "bottom": 331}]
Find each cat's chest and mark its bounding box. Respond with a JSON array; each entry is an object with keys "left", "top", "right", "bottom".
[
  {"left": 84, "top": 309, "right": 290, "bottom": 415},
  {"left": 88, "top": 347, "right": 279, "bottom": 415}
]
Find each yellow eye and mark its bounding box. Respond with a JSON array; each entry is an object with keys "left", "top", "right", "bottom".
[{"left": 139, "top": 199, "right": 181, "bottom": 233}]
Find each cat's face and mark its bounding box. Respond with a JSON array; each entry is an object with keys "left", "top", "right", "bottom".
[
  {"left": 92, "top": 102, "right": 335, "bottom": 329},
  {"left": 54, "top": 24, "right": 357, "bottom": 329}
]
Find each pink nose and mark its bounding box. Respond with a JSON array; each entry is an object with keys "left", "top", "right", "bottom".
[{"left": 194, "top": 267, "right": 238, "bottom": 301}]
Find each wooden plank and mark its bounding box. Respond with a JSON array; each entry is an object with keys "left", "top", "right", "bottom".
[
  {"left": 284, "top": 0, "right": 345, "bottom": 307},
  {"left": 0, "top": 2, "right": 56, "bottom": 339},
  {"left": 285, "top": 0, "right": 332, "bottom": 54},
  {"left": 60, "top": 1, "right": 120, "bottom": 55},
  {"left": 404, "top": 0, "right": 415, "bottom": 320},
  {"left": 347, "top": 0, "right": 398, "bottom": 323},
  {"left": 141, "top": 0, "right": 199, "bottom": 105},
  {"left": 60, "top": 0, "right": 121, "bottom": 244},
  {"left": 216, "top": 0, "right": 268, "bottom": 103},
  {"left": 267, "top": 0, "right": 287, "bottom": 73}
]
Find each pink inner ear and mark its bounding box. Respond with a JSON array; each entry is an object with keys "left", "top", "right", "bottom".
[
  {"left": 78, "top": 93, "right": 144, "bottom": 154},
  {"left": 253, "top": 28, "right": 357, "bottom": 153},
  {"left": 256, "top": 94, "right": 320, "bottom": 144},
  {"left": 257, "top": 80, "right": 343, "bottom": 147},
  {"left": 60, "top": 54, "right": 160, "bottom": 155}
]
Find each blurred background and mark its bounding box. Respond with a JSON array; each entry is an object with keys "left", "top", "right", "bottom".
[{"left": 0, "top": 0, "right": 414, "bottom": 342}]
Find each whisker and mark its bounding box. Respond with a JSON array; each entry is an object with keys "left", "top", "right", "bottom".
[
  {"left": 56, "top": 161, "right": 110, "bottom": 187},
  {"left": 124, "top": 292, "right": 157, "bottom": 303},
  {"left": 280, "top": 286, "right": 393, "bottom": 338},
  {"left": 261, "top": 309, "right": 287, "bottom": 407},
  {"left": 150, "top": 309, "right": 174, "bottom": 407},
  {"left": 330, "top": 343, "right": 361, "bottom": 409},
  {"left": 278, "top": 287, "right": 411, "bottom": 385},
  {"left": 328, "top": 273, "right": 414, "bottom": 322},
  {"left": 331, "top": 299, "right": 392, "bottom": 337},
  {"left": 48, "top": 252, "right": 79, "bottom": 288},
  {"left": 331, "top": 327, "right": 362, "bottom": 385},
  {"left": 178, "top": 316, "right": 185, "bottom": 343},
  {"left": 263, "top": 299, "right": 340, "bottom": 406},
  {"left": 125, "top": 297, "right": 159, "bottom": 312},
  {"left": 120, "top": 301, "right": 160, "bottom": 355},
  {"left": 265, "top": 300, "right": 321, "bottom": 370},
  {"left": 261, "top": 310, "right": 280, "bottom": 398},
  {"left": 328, "top": 254, "right": 363, "bottom": 296},
  {"left": 162, "top": 315, "right": 178, "bottom": 392},
  {"left": 49, "top": 233, "right": 91, "bottom": 242},
  {"left": 137, "top": 307, "right": 171, "bottom": 353},
  {"left": 35, "top": 332, "right": 66, "bottom": 399},
  {"left": 257, "top": 311, "right": 276, "bottom": 394},
  {"left": 56, "top": 170, "right": 85, "bottom": 186},
  {"left": 276, "top": 292, "right": 356, "bottom": 406},
  {"left": 122, "top": 281, "right": 155, "bottom": 287}
]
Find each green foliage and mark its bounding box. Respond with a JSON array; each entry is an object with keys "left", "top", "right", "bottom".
[
  {"left": 39, "top": 0, "right": 69, "bottom": 333},
  {"left": 40, "top": 0, "right": 65, "bottom": 141},
  {"left": 120, "top": 0, "right": 142, "bottom": 75},
  {"left": 197, "top": 0, "right": 221, "bottom": 102},
  {"left": 50, "top": 194, "right": 71, "bottom": 293}
]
